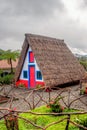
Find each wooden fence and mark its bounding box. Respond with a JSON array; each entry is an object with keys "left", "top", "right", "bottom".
[{"left": 0, "top": 85, "right": 87, "bottom": 130}]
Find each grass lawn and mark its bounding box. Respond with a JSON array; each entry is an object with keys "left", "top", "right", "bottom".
[{"left": 0, "top": 106, "right": 87, "bottom": 130}]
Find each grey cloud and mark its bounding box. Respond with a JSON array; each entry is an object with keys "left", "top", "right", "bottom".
[
  {"left": 0, "top": 0, "right": 65, "bottom": 45},
  {"left": 82, "top": 0, "right": 87, "bottom": 6},
  {"left": 79, "top": 0, "right": 87, "bottom": 9},
  {"left": 0, "top": 0, "right": 87, "bottom": 53},
  {"left": 43, "top": 17, "right": 87, "bottom": 50},
  {"left": 0, "top": 0, "right": 64, "bottom": 17}
]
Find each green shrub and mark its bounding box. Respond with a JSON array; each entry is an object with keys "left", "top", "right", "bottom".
[
  {"left": 0, "top": 76, "right": 4, "bottom": 84},
  {"left": 0, "top": 70, "right": 3, "bottom": 76},
  {"left": 0, "top": 74, "right": 14, "bottom": 85},
  {"left": 49, "top": 102, "right": 63, "bottom": 113},
  {"left": 48, "top": 97, "right": 64, "bottom": 113}
]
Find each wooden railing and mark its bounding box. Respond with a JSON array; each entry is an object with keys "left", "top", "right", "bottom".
[{"left": 0, "top": 85, "right": 87, "bottom": 130}]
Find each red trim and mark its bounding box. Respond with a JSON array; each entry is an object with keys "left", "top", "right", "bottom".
[
  {"left": 29, "top": 52, "right": 34, "bottom": 63},
  {"left": 16, "top": 80, "right": 45, "bottom": 89},
  {"left": 36, "top": 81, "right": 45, "bottom": 86},
  {"left": 16, "top": 80, "right": 28, "bottom": 88}
]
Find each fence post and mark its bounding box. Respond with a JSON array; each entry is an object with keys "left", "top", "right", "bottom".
[
  {"left": 65, "top": 89, "right": 71, "bottom": 130},
  {"left": 80, "top": 80, "right": 82, "bottom": 90},
  {"left": 48, "top": 90, "right": 51, "bottom": 103},
  {"left": 4, "top": 112, "right": 19, "bottom": 130},
  {"left": 67, "top": 89, "right": 71, "bottom": 109},
  {"left": 65, "top": 114, "right": 70, "bottom": 130},
  {"left": 32, "top": 90, "right": 35, "bottom": 109}
]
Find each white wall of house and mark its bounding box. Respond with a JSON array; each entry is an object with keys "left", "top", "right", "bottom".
[{"left": 20, "top": 47, "right": 44, "bottom": 82}]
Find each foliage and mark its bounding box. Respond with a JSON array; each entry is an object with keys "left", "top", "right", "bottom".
[
  {"left": 18, "top": 83, "right": 26, "bottom": 88},
  {"left": 79, "top": 60, "right": 87, "bottom": 71},
  {"left": 0, "top": 49, "right": 4, "bottom": 60},
  {"left": 0, "top": 69, "right": 3, "bottom": 76},
  {"left": 0, "top": 49, "right": 20, "bottom": 74},
  {"left": 36, "top": 84, "right": 43, "bottom": 89},
  {"left": 48, "top": 97, "right": 64, "bottom": 113},
  {"left": 80, "top": 85, "right": 87, "bottom": 95},
  {"left": 80, "top": 89, "right": 85, "bottom": 95},
  {"left": 0, "top": 74, "right": 14, "bottom": 85},
  {"left": 76, "top": 117, "right": 87, "bottom": 130},
  {"left": 0, "top": 49, "right": 20, "bottom": 61}
]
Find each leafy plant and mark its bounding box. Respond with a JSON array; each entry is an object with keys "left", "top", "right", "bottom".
[
  {"left": 80, "top": 89, "right": 85, "bottom": 95},
  {"left": 48, "top": 97, "right": 64, "bottom": 113},
  {"left": 0, "top": 74, "right": 14, "bottom": 85},
  {"left": 80, "top": 86, "right": 87, "bottom": 95},
  {"left": 0, "top": 70, "right": 3, "bottom": 76},
  {"left": 18, "top": 83, "right": 26, "bottom": 88},
  {"left": 36, "top": 84, "right": 42, "bottom": 89}
]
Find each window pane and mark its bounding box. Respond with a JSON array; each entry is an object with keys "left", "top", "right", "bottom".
[
  {"left": 23, "top": 71, "right": 28, "bottom": 79},
  {"left": 37, "top": 71, "right": 42, "bottom": 80}
]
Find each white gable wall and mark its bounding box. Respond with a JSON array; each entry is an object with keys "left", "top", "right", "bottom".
[
  {"left": 20, "top": 47, "right": 44, "bottom": 82},
  {"left": 20, "top": 49, "right": 28, "bottom": 80}
]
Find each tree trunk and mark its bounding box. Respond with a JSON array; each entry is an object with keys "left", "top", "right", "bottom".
[{"left": 10, "top": 58, "right": 13, "bottom": 74}]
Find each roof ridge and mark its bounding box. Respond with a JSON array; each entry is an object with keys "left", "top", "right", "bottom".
[{"left": 25, "top": 33, "right": 64, "bottom": 42}]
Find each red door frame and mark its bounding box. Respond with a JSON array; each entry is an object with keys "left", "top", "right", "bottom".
[{"left": 28, "top": 65, "right": 35, "bottom": 88}]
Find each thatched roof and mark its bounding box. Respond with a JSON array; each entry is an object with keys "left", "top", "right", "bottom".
[{"left": 15, "top": 34, "right": 85, "bottom": 87}]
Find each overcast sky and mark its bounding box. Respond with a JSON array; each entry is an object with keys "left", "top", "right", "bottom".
[{"left": 0, "top": 0, "right": 87, "bottom": 55}]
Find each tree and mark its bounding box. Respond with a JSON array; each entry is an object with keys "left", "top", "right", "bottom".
[
  {"left": 0, "top": 49, "right": 4, "bottom": 60},
  {"left": 0, "top": 49, "right": 20, "bottom": 74},
  {"left": 80, "top": 60, "right": 87, "bottom": 71}
]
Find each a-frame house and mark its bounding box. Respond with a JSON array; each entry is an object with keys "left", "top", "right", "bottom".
[{"left": 15, "top": 34, "right": 85, "bottom": 88}]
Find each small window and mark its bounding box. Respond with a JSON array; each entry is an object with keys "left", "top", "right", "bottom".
[
  {"left": 23, "top": 71, "right": 28, "bottom": 79},
  {"left": 29, "top": 52, "right": 34, "bottom": 63},
  {"left": 37, "top": 71, "right": 42, "bottom": 80}
]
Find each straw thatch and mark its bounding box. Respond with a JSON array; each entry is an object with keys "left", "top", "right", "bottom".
[{"left": 15, "top": 34, "right": 85, "bottom": 87}]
